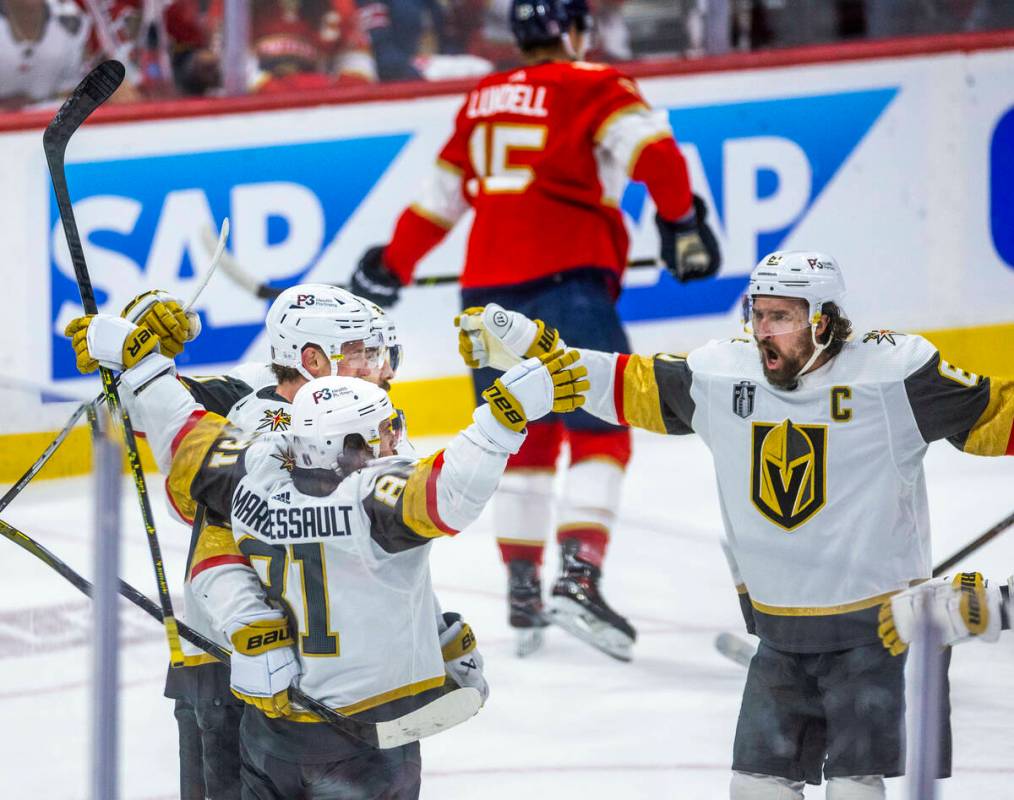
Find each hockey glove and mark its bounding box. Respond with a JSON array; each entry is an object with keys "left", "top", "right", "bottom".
[
  {"left": 438, "top": 612, "right": 489, "bottom": 704},
  {"left": 455, "top": 303, "right": 562, "bottom": 371},
  {"left": 64, "top": 314, "right": 160, "bottom": 374},
  {"left": 228, "top": 613, "right": 301, "bottom": 719},
  {"left": 656, "top": 194, "right": 721, "bottom": 283},
  {"left": 482, "top": 349, "right": 588, "bottom": 433},
  {"left": 121, "top": 289, "right": 200, "bottom": 359},
  {"left": 350, "top": 245, "right": 402, "bottom": 308},
  {"left": 878, "top": 572, "right": 1010, "bottom": 656}
]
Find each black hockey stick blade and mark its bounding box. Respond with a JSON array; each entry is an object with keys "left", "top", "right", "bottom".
[{"left": 43, "top": 60, "right": 124, "bottom": 315}]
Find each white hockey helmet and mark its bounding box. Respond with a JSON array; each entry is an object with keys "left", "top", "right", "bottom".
[
  {"left": 289, "top": 376, "right": 395, "bottom": 472},
  {"left": 362, "top": 299, "right": 403, "bottom": 373},
  {"left": 746, "top": 250, "right": 846, "bottom": 324},
  {"left": 265, "top": 284, "right": 373, "bottom": 380}
]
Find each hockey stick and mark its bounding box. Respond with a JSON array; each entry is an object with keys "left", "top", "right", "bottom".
[
  {"left": 0, "top": 220, "right": 227, "bottom": 515},
  {"left": 0, "top": 515, "right": 480, "bottom": 748},
  {"left": 204, "top": 227, "right": 661, "bottom": 301},
  {"left": 932, "top": 510, "right": 1014, "bottom": 576},
  {"left": 715, "top": 511, "right": 1014, "bottom": 668},
  {"left": 44, "top": 60, "right": 185, "bottom": 668}
]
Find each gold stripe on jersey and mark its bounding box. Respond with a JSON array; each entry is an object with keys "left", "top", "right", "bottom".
[
  {"left": 592, "top": 101, "right": 649, "bottom": 144},
  {"left": 622, "top": 355, "right": 666, "bottom": 433},
  {"left": 401, "top": 452, "right": 454, "bottom": 539},
  {"left": 410, "top": 202, "right": 455, "bottom": 231},
  {"left": 963, "top": 376, "right": 1014, "bottom": 456},
  {"left": 751, "top": 589, "right": 899, "bottom": 617},
  {"left": 287, "top": 674, "right": 447, "bottom": 722},
  {"left": 625, "top": 130, "right": 673, "bottom": 176},
  {"left": 496, "top": 536, "right": 545, "bottom": 547},
  {"left": 180, "top": 653, "right": 224, "bottom": 667},
  {"left": 735, "top": 583, "right": 748, "bottom": 595},
  {"left": 190, "top": 523, "right": 243, "bottom": 578},
  {"left": 436, "top": 157, "right": 464, "bottom": 177},
  {"left": 166, "top": 413, "right": 231, "bottom": 522}
]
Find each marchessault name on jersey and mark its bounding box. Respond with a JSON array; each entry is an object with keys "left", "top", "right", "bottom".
[{"left": 233, "top": 486, "right": 354, "bottom": 542}]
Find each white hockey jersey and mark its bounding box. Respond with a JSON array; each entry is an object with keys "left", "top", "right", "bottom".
[
  {"left": 124, "top": 357, "right": 517, "bottom": 717},
  {"left": 581, "top": 332, "right": 1014, "bottom": 652}
]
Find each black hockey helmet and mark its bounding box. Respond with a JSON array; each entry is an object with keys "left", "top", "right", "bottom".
[{"left": 510, "top": 0, "right": 568, "bottom": 51}]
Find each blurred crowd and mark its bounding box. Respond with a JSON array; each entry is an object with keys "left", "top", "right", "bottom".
[{"left": 1, "top": 0, "right": 1012, "bottom": 111}]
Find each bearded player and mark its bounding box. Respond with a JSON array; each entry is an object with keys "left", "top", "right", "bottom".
[{"left": 458, "top": 250, "right": 1014, "bottom": 797}]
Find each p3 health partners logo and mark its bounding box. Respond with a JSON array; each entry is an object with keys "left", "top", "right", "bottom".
[
  {"left": 48, "top": 133, "right": 410, "bottom": 381},
  {"left": 617, "top": 87, "right": 898, "bottom": 324}
]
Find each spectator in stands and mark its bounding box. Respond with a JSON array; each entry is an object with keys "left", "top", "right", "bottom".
[
  {"left": 164, "top": 0, "right": 221, "bottom": 96},
  {"left": 0, "top": 0, "right": 91, "bottom": 110}
]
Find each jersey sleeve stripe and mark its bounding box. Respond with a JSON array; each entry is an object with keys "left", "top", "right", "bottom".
[
  {"left": 190, "top": 554, "right": 251, "bottom": 580},
  {"left": 592, "top": 101, "right": 649, "bottom": 144},
  {"left": 165, "top": 477, "right": 194, "bottom": 525},
  {"left": 963, "top": 376, "right": 1014, "bottom": 456},
  {"left": 409, "top": 202, "right": 455, "bottom": 231},
  {"left": 170, "top": 410, "right": 209, "bottom": 459},
  {"left": 626, "top": 130, "right": 675, "bottom": 177},
  {"left": 401, "top": 451, "right": 457, "bottom": 538},
  {"left": 620, "top": 355, "right": 667, "bottom": 434},
  {"left": 167, "top": 412, "right": 231, "bottom": 524},
  {"left": 613, "top": 353, "right": 630, "bottom": 426}
]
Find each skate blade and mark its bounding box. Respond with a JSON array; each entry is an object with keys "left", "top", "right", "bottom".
[
  {"left": 514, "top": 627, "right": 544, "bottom": 658},
  {"left": 548, "top": 597, "right": 633, "bottom": 662}
]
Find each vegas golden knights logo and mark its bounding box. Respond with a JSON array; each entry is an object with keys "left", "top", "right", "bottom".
[{"left": 750, "top": 419, "right": 828, "bottom": 531}]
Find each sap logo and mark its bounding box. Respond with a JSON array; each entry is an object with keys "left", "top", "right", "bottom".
[
  {"left": 618, "top": 88, "right": 898, "bottom": 323},
  {"left": 49, "top": 134, "right": 410, "bottom": 380},
  {"left": 990, "top": 105, "right": 1014, "bottom": 271}
]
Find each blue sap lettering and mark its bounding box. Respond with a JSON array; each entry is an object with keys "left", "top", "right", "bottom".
[{"left": 990, "top": 106, "right": 1014, "bottom": 270}]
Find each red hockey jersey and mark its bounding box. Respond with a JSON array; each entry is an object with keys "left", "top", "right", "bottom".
[{"left": 384, "top": 59, "right": 694, "bottom": 290}]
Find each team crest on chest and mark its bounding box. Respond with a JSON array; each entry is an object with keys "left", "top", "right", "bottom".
[
  {"left": 258, "top": 407, "right": 291, "bottom": 432},
  {"left": 750, "top": 419, "right": 828, "bottom": 531},
  {"left": 732, "top": 381, "right": 756, "bottom": 419}
]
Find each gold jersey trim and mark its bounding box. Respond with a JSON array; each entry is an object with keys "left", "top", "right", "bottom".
[
  {"left": 167, "top": 412, "right": 231, "bottom": 523},
  {"left": 286, "top": 674, "right": 446, "bottom": 722},
  {"left": 964, "top": 376, "right": 1014, "bottom": 456},
  {"left": 751, "top": 590, "right": 899, "bottom": 617},
  {"left": 621, "top": 354, "right": 666, "bottom": 434}
]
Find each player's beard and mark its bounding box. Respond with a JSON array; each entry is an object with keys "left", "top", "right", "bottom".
[{"left": 756, "top": 333, "right": 814, "bottom": 390}]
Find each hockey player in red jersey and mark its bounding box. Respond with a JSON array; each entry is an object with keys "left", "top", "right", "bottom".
[{"left": 350, "top": 0, "right": 720, "bottom": 659}]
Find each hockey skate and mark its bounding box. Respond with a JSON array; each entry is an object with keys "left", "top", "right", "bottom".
[
  {"left": 508, "top": 559, "right": 549, "bottom": 657},
  {"left": 548, "top": 539, "right": 636, "bottom": 662}
]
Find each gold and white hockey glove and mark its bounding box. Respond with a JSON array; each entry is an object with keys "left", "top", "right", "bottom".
[
  {"left": 879, "top": 572, "right": 1010, "bottom": 655},
  {"left": 64, "top": 314, "right": 160, "bottom": 374},
  {"left": 228, "top": 612, "right": 301, "bottom": 719},
  {"left": 482, "top": 349, "right": 588, "bottom": 433},
  {"left": 122, "top": 289, "right": 201, "bottom": 359},
  {"left": 438, "top": 612, "right": 489, "bottom": 705},
  {"left": 455, "top": 303, "right": 562, "bottom": 371}
]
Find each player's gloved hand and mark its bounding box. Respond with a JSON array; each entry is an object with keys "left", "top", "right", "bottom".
[
  {"left": 350, "top": 245, "right": 402, "bottom": 308},
  {"left": 228, "top": 613, "right": 301, "bottom": 719},
  {"left": 878, "top": 572, "right": 1009, "bottom": 656},
  {"left": 455, "top": 303, "right": 563, "bottom": 371},
  {"left": 482, "top": 349, "right": 588, "bottom": 432},
  {"left": 64, "top": 314, "right": 160, "bottom": 374},
  {"left": 656, "top": 194, "right": 721, "bottom": 283},
  {"left": 121, "top": 289, "right": 201, "bottom": 359},
  {"left": 438, "top": 612, "right": 489, "bottom": 705}
]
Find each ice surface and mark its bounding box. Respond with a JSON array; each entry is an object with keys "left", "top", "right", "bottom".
[{"left": 1, "top": 431, "right": 1012, "bottom": 799}]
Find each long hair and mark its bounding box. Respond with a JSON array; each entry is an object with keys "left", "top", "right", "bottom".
[{"left": 818, "top": 302, "right": 852, "bottom": 357}]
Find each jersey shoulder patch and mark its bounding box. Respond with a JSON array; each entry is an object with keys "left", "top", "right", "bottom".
[{"left": 847, "top": 331, "right": 938, "bottom": 380}]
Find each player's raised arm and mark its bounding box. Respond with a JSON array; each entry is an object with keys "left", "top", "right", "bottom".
[
  {"left": 454, "top": 303, "right": 696, "bottom": 435},
  {"left": 900, "top": 343, "right": 1014, "bottom": 456}
]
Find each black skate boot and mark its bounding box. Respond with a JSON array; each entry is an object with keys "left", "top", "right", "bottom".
[
  {"left": 508, "top": 559, "right": 549, "bottom": 657},
  {"left": 548, "top": 539, "right": 636, "bottom": 661}
]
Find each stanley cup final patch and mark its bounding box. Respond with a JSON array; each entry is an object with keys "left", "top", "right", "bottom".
[{"left": 732, "top": 381, "right": 756, "bottom": 419}]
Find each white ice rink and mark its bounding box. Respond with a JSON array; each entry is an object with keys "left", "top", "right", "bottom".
[{"left": 1, "top": 430, "right": 1012, "bottom": 799}]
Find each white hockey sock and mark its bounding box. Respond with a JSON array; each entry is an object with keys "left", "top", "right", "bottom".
[
  {"left": 558, "top": 458, "right": 624, "bottom": 532},
  {"left": 825, "top": 776, "right": 885, "bottom": 800},
  {"left": 493, "top": 470, "right": 555, "bottom": 548},
  {"left": 730, "top": 771, "right": 805, "bottom": 800}
]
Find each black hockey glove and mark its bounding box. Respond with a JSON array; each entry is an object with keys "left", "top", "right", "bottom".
[
  {"left": 656, "top": 194, "right": 721, "bottom": 283},
  {"left": 350, "top": 245, "right": 402, "bottom": 308}
]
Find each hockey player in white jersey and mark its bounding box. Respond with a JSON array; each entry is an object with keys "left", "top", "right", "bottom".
[
  {"left": 456, "top": 250, "right": 1014, "bottom": 798},
  {"left": 65, "top": 306, "right": 588, "bottom": 797}
]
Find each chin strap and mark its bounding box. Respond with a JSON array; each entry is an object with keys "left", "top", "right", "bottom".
[{"left": 794, "top": 321, "right": 830, "bottom": 380}]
